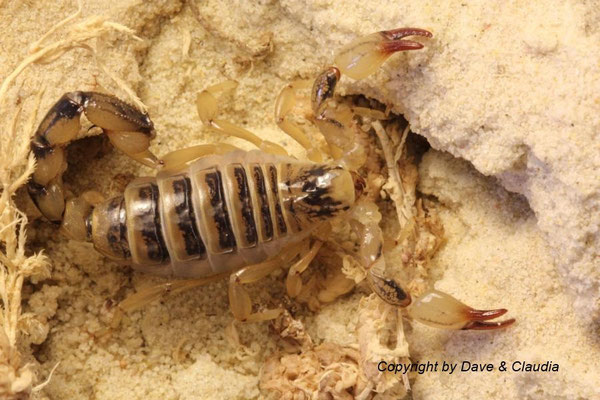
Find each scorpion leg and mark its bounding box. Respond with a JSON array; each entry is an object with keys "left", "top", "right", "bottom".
[
  {"left": 285, "top": 240, "right": 323, "bottom": 298},
  {"left": 229, "top": 240, "right": 308, "bottom": 322},
  {"left": 29, "top": 91, "right": 158, "bottom": 223},
  {"left": 159, "top": 143, "right": 240, "bottom": 173},
  {"left": 111, "top": 271, "right": 231, "bottom": 328},
  {"left": 228, "top": 258, "right": 285, "bottom": 322},
  {"left": 274, "top": 80, "right": 325, "bottom": 162},
  {"left": 113, "top": 242, "right": 308, "bottom": 327},
  {"left": 351, "top": 201, "right": 514, "bottom": 330},
  {"left": 196, "top": 81, "right": 288, "bottom": 156}
]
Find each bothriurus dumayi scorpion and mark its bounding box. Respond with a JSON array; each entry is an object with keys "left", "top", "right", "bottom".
[{"left": 28, "top": 28, "right": 514, "bottom": 330}]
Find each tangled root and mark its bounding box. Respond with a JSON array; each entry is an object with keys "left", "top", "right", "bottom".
[
  {"left": 260, "top": 295, "right": 410, "bottom": 399},
  {"left": 260, "top": 342, "right": 366, "bottom": 400}
]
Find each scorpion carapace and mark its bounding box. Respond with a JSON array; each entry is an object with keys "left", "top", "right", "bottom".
[{"left": 28, "top": 27, "right": 515, "bottom": 329}]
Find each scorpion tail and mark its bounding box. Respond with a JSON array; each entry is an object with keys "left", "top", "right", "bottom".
[{"left": 29, "top": 91, "right": 158, "bottom": 224}]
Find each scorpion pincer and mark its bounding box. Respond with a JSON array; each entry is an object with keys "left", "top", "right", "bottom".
[{"left": 28, "top": 28, "right": 514, "bottom": 329}]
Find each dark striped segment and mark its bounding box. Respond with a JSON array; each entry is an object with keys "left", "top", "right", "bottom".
[
  {"left": 32, "top": 93, "right": 81, "bottom": 153},
  {"left": 174, "top": 177, "right": 205, "bottom": 256},
  {"left": 279, "top": 163, "right": 302, "bottom": 233},
  {"left": 227, "top": 164, "right": 258, "bottom": 248},
  {"left": 160, "top": 175, "right": 206, "bottom": 261},
  {"left": 267, "top": 164, "right": 287, "bottom": 237},
  {"left": 250, "top": 164, "right": 273, "bottom": 242},
  {"left": 124, "top": 181, "right": 169, "bottom": 265},
  {"left": 105, "top": 197, "right": 130, "bottom": 259},
  {"left": 90, "top": 196, "right": 130, "bottom": 259},
  {"left": 193, "top": 167, "right": 236, "bottom": 254}
]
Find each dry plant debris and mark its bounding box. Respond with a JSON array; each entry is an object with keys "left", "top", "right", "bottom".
[
  {"left": 0, "top": 3, "right": 150, "bottom": 397},
  {"left": 0, "top": 93, "right": 50, "bottom": 399},
  {"left": 260, "top": 295, "right": 410, "bottom": 400}
]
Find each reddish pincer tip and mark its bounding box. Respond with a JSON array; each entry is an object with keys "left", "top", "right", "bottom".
[
  {"left": 462, "top": 308, "right": 516, "bottom": 330},
  {"left": 467, "top": 308, "right": 508, "bottom": 320},
  {"left": 382, "top": 27, "right": 433, "bottom": 40},
  {"left": 379, "top": 28, "right": 433, "bottom": 55},
  {"left": 380, "top": 40, "right": 424, "bottom": 54}
]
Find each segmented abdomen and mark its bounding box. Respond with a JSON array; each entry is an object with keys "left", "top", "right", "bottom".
[{"left": 90, "top": 150, "right": 355, "bottom": 278}]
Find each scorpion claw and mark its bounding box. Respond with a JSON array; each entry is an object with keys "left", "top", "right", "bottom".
[
  {"left": 380, "top": 40, "right": 424, "bottom": 54},
  {"left": 334, "top": 27, "right": 432, "bottom": 80},
  {"left": 408, "top": 289, "right": 514, "bottom": 330},
  {"left": 381, "top": 27, "right": 433, "bottom": 41},
  {"left": 379, "top": 27, "right": 433, "bottom": 54},
  {"left": 462, "top": 317, "right": 516, "bottom": 331},
  {"left": 466, "top": 307, "right": 508, "bottom": 321},
  {"left": 461, "top": 308, "right": 515, "bottom": 330}
]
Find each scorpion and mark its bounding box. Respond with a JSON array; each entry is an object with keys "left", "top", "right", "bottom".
[{"left": 27, "top": 27, "right": 514, "bottom": 330}]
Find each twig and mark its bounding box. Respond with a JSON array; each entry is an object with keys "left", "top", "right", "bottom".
[{"left": 372, "top": 120, "right": 414, "bottom": 231}]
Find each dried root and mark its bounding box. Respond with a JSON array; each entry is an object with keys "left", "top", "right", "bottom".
[
  {"left": 0, "top": 329, "right": 34, "bottom": 400},
  {"left": 357, "top": 294, "right": 410, "bottom": 398},
  {"left": 262, "top": 311, "right": 365, "bottom": 399},
  {"left": 0, "top": 2, "right": 144, "bottom": 397},
  {"left": 261, "top": 295, "right": 410, "bottom": 400},
  {"left": 0, "top": 0, "right": 146, "bottom": 112},
  {"left": 270, "top": 310, "right": 314, "bottom": 353},
  {"left": 0, "top": 96, "right": 51, "bottom": 399},
  {"left": 372, "top": 120, "right": 416, "bottom": 238},
  {"left": 371, "top": 119, "right": 445, "bottom": 296},
  {"left": 261, "top": 341, "right": 365, "bottom": 400}
]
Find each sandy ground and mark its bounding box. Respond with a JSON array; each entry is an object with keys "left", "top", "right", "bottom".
[{"left": 1, "top": 0, "right": 599, "bottom": 399}]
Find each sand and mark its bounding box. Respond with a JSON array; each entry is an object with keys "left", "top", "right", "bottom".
[{"left": 0, "top": 0, "right": 598, "bottom": 399}]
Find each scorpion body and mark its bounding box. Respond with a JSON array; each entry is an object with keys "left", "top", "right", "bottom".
[
  {"left": 28, "top": 27, "right": 515, "bottom": 329},
  {"left": 91, "top": 150, "right": 359, "bottom": 278}
]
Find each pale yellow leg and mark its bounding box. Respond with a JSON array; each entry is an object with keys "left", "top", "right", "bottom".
[
  {"left": 274, "top": 80, "right": 324, "bottom": 162},
  {"left": 111, "top": 272, "right": 231, "bottom": 328},
  {"left": 61, "top": 197, "right": 93, "bottom": 240},
  {"left": 159, "top": 143, "right": 240, "bottom": 173},
  {"left": 228, "top": 258, "right": 285, "bottom": 322},
  {"left": 286, "top": 240, "right": 323, "bottom": 298},
  {"left": 228, "top": 241, "right": 307, "bottom": 322},
  {"left": 61, "top": 191, "right": 105, "bottom": 240},
  {"left": 112, "top": 241, "right": 311, "bottom": 327},
  {"left": 196, "top": 81, "right": 288, "bottom": 156},
  {"left": 350, "top": 201, "right": 412, "bottom": 308}
]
